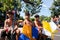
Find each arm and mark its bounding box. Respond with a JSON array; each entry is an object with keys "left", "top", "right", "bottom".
[
  {"left": 34, "top": 21, "right": 43, "bottom": 31},
  {"left": 34, "top": 21, "right": 40, "bottom": 27},
  {"left": 4, "top": 19, "right": 8, "bottom": 30},
  {"left": 58, "top": 24, "right": 60, "bottom": 28},
  {"left": 13, "top": 25, "right": 18, "bottom": 32}
]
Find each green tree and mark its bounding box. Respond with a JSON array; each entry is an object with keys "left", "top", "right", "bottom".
[
  {"left": 50, "top": 0, "right": 60, "bottom": 16},
  {"left": 0, "top": 0, "right": 21, "bottom": 12},
  {"left": 0, "top": 0, "right": 42, "bottom": 16},
  {"left": 30, "top": 18, "right": 34, "bottom": 21},
  {"left": 19, "top": 16, "right": 24, "bottom": 20},
  {"left": 0, "top": 0, "right": 21, "bottom": 27},
  {"left": 0, "top": 0, "right": 42, "bottom": 24},
  {"left": 0, "top": 0, "right": 21, "bottom": 19},
  {"left": 22, "top": 0, "right": 42, "bottom": 16},
  {"left": 40, "top": 15, "right": 51, "bottom": 21}
]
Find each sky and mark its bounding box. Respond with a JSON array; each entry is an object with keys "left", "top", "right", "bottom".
[
  {"left": 39, "top": 0, "right": 54, "bottom": 17},
  {"left": 20, "top": 0, "right": 54, "bottom": 17}
]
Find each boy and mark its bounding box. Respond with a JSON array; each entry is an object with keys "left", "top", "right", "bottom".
[
  {"left": 34, "top": 15, "right": 43, "bottom": 40},
  {"left": 1, "top": 10, "right": 20, "bottom": 40},
  {"left": 22, "top": 12, "right": 36, "bottom": 40},
  {"left": 34, "top": 15, "right": 43, "bottom": 33},
  {"left": 1, "top": 10, "right": 14, "bottom": 40}
]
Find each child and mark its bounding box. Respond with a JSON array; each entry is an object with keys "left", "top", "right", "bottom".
[
  {"left": 1, "top": 10, "right": 14, "bottom": 40},
  {"left": 1, "top": 10, "right": 20, "bottom": 40},
  {"left": 34, "top": 15, "right": 43, "bottom": 33},
  {"left": 22, "top": 12, "right": 36, "bottom": 40},
  {"left": 34, "top": 15, "right": 43, "bottom": 40}
]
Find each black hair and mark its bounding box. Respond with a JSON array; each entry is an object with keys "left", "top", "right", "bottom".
[
  {"left": 6, "top": 10, "right": 14, "bottom": 15},
  {"left": 25, "top": 12, "right": 30, "bottom": 16},
  {"left": 34, "top": 15, "right": 39, "bottom": 18}
]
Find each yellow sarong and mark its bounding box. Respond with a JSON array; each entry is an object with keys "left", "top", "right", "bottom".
[{"left": 22, "top": 23, "right": 34, "bottom": 40}]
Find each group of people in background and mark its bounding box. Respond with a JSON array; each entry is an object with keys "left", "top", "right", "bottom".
[
  {"left": 51, "top": 15, "right": 60, "bottom": 28},
  {"left": 1, "top": 10, "right": 60, "bottom": 40}
]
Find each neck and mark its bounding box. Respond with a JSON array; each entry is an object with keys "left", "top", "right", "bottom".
[
  {"left": 25, "top": 19, "right": 30, "bottom": 21},
  {"left": 35, "top": 20, "right": 39, "bottom": 21},
  {"left": 9, "top": 18, "right": 13, "bottom": 20}
]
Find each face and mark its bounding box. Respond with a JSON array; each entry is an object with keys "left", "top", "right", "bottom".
[
  {"left": 35, "top": 17, "right": 39, "bottom": 21},
  {"left": 9, "top": 14, "right": 14, "bottom": 19},
  {"left": 25, "top": 15, "right": 30, "bottom": 19}
]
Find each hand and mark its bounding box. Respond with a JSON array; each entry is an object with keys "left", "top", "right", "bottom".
[
  {"left": 38, "top": 27, "right": 43, "bottom": 33},
  {"left": 38, "top": 27, "right": 43, "bottom": 30}
]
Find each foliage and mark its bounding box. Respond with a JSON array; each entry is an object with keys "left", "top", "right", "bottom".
[
  {"left": 22, "top": 0, "right": 42, "bottom": 16},
  {"left": 19, "top": 16, "right": 24, "bottom": 20},
  {"left": 0, "top": 0, "right": 42, "bottom": 27},
  {"left": 30, "top": 18, "right": 34, "bottom": 21},
  {"left": 0, "top": 0, "right": 21, "bottom": 12},
  {"left": 30, "top": 16, "right": 51, "bottom": 22},
  {"left": 40, "top": 15, "right": 51, "bottom": 22},
  {"left": 50, "top": 0, "right": 60, "bottom": 17}
]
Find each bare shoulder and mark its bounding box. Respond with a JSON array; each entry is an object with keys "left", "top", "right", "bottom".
[
  {"left": 23, "top": 20, "right": 26, "bottom": 23},
  {"left": 4, "top": 19, "right": 8, "bottom": 22},
  {"left": 23, "top": 20, "right": 26, "bottom": 25},
  {"left": 34, "top": 21, "right": 36, "bottom": 23}
]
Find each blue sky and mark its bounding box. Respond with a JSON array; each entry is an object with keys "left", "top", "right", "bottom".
[
  {"left": 39, "top": 0, "right": 54, "bottom": 17},
  {"left": 20, "top": 0, "right": 54, "bottom": 17}
]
